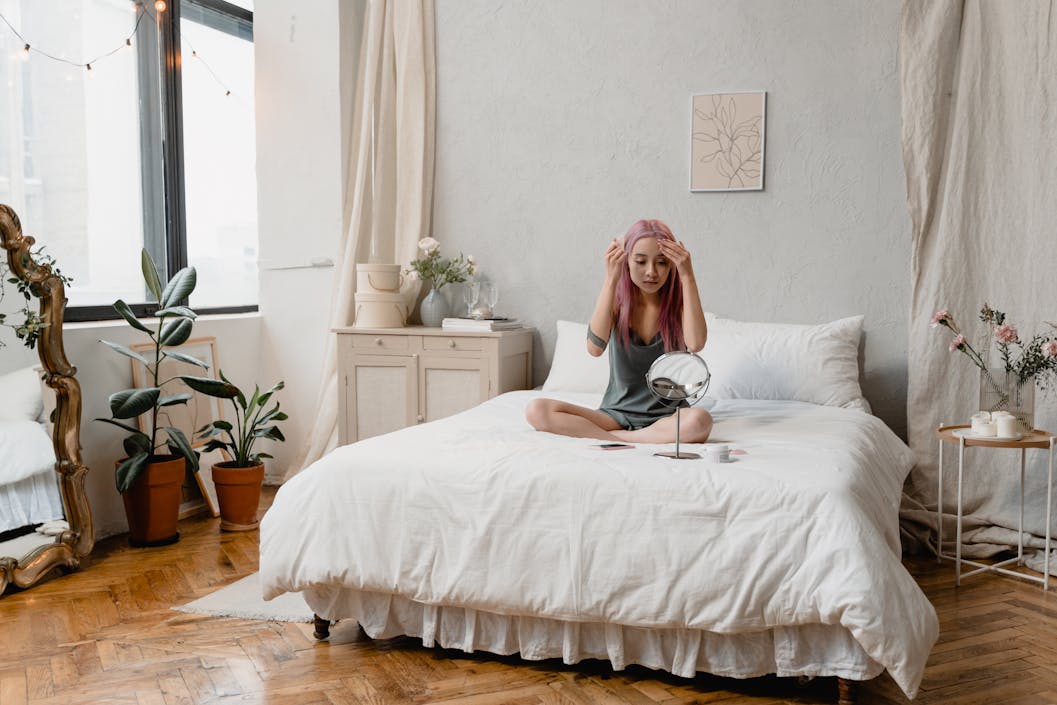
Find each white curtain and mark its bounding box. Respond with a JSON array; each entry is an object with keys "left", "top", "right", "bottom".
[
  {"left": 285, "top": 0, "right": 436, "bottom": 481},
  {"left": 901, "top": 0, "right": 1057, "bottom": 573}
]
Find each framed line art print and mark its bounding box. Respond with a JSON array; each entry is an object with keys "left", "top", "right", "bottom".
[{"left": 690, "top": 91, "right": 766, "bottom": 192}]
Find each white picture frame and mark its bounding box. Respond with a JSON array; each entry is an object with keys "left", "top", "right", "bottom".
[{"left": 690, "top": 91, "right": 766, "bottom": 192}]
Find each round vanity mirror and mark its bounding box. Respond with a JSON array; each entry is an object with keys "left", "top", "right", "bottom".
[{"left": 646, "top": 351, "right": 710, "bottom": 460}]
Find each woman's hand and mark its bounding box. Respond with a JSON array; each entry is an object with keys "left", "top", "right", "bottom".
[
  {"left": 659, "top": 239, "right": 695, "bottom": 280},
  {"left": 604, "top": 238, "right": 627, "bottom": 284}
]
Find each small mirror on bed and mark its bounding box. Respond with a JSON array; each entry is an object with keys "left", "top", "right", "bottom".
[{"left": 1, "top": 204, "right": 93, "bottom": 594}]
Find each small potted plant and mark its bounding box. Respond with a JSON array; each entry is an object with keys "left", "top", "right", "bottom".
[
  {"left": 97, "top": 250, "right": 204, "bottom": 546},
  {"left": 182, "top": 372, "right": 287, "bottom": 531}
]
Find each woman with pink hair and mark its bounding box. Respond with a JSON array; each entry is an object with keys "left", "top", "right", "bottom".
[{"left": 526, "top": 219, "right": 711, "bottom": 443}]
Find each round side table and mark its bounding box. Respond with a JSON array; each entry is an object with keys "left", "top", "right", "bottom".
[{"left": 935, "top": 425, "right": 1054, "bottom": 590}]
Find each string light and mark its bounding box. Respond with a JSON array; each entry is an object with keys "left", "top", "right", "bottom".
[{"left": 0, "top": 4, "right": 235, "bottom": 98}]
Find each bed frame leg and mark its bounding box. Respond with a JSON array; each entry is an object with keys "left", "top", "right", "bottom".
[
  {"left": 837, "top": 677, "right": 858, "bottom": 705},
  {"left": 313, "top": 614, "right": 331, "bottom": 640}
]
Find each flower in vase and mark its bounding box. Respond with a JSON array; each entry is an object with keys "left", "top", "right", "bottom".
[
  {"left": 405, "top": 238, "right": 475, "bottom": 291},
  {"left": 418, "top": 237, "right": 440, "bottom": 253},
  {"left": 931, "top": 302, "right": 1057, "bottom": 388},
  {"left": 931, "top": 309, "right": 953, "bottom": 328},
  {"left": 995, "top": 324, "right": 1018, "bottom": 344}
]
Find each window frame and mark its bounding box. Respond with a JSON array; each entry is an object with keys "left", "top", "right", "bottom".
[{"left": 65, "top": 0, "right": 257, "bottom": 322}]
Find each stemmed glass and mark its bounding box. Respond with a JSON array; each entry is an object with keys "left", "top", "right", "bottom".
[
  {"left": 477, "top": 281, "right": 498, "bottom": 318},
  {"left": 462, "top": 281, "right": 480, "bottom": 318}
]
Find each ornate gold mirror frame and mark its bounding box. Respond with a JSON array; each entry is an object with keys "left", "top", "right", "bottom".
[{"left": 0, "top": 204, "right": 94, "bottom": 593}]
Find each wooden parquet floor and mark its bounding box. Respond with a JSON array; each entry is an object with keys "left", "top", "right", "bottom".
[{"left": 2, "top": 487, "right": 1057, "bottom": 705}]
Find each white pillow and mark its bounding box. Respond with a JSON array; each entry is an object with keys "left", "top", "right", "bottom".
[
  {"left": 541, "top": 320, "right": 611, "bottom": 394},
  {"left": 700, "top": 313, "right": 868, "bottom": 409},
  {"left": 0, "top": 365, "right": 44, "bottom": 422}
]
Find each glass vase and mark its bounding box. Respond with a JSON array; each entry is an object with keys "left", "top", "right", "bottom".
[
  {"left": 419, "top": 287, "right": 448, "bottom": 328},
  {"left": 979, "top": 367, "right": 1035, "bottom": 433}
]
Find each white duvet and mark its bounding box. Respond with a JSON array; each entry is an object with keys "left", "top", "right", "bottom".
[{"left": 261, "top": 391, "right": 938, "bottom": 697}]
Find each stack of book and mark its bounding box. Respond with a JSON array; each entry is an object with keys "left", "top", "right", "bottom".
[{"left": 441, "top": 317, "right": 523, "bottom": 331}]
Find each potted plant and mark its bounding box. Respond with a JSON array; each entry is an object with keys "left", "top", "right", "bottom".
[
  {"left": 183, "top": 372, "right": 287, "bottom": 531},
  {"left": 97, "top": 250, "right": 204, "bottom": 546}
]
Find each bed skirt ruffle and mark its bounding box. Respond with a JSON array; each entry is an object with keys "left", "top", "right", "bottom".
[{"left": 305, "top": 587, "right": 884, "bottom": 682}]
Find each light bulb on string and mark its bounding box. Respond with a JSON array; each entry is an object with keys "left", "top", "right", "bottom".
[
  {"left": 19, "top": 43, "right": 30, "bottom": 62},
  {"left": 85, "top": 63, "right": 93, "bottom": 78},
  {"left": 154, "top": 0, "right": 166, "bottom": 12},
  {"left": 125, "top": 38, "right": 133, "bottom": 49}
]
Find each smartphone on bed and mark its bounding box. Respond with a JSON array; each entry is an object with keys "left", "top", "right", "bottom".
[{"left": 592, "top": 443, "right": 634, "bottom": 450}]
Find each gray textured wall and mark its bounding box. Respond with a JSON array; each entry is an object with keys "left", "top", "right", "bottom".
[{"left": 431, "top": 1, "right": 910, "bottom": 436}]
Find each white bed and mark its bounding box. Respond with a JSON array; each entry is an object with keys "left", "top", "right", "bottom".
[{"left": 261, "top": 387, "right": 938, "bottom": 698}]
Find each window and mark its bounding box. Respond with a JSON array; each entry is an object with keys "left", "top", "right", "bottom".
[{"left": 0, "top": 0, "right": 258, "bottom": 318}]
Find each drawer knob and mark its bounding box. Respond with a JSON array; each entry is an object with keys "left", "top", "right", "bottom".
[
  {"left": 448, "top": 339, "right": 456, "bottom": 348},
  {"left": 417, "top": 414, "right": 424, "bottom": 422},
  {"left": 374, "top": 338, "right": 382, "bottom": 346}
]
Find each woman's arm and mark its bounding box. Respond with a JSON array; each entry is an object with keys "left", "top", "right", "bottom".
[
  {"left": 586, "top": 239, "right": 626, "bottom": 357},
  {"left": 659, "top": 239, "right": 707, "bottom": 352}
]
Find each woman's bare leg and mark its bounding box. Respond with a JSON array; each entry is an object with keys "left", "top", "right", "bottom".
[
  {"left": 525, "top": 398, "right": 624, "bottom": 441},
  {"left": 611, "top": 407, "right": 713, "bottom": 444}
]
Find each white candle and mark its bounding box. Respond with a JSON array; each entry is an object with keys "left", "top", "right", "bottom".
[
  {"left": 971, "top": 412, "right": 992, "bottom": 435},
  {"left": 996, "top": 415, "right": 1018, "bottom": 437}
]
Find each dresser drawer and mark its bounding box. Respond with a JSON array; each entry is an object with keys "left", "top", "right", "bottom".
[
  {"left": 349, "top": 334, "right": 410, "bottom": 351},
  {"left": 422, "top": 336, "right": 484, "bottom": 352}
]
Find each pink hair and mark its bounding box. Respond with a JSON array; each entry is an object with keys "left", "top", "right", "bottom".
[{"left": 614, "top": 219, "right": 685, "bottom": 352}]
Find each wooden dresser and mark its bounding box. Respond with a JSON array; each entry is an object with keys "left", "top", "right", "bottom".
[{"left": 334, "top": 326, "right": 534, "bottom": 444}]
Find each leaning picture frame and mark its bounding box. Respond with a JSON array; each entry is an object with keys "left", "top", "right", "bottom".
[
  {"left": 690, "top": 91, "right": 766, "bottom": 192},
  {"left": 130, "top": 336, "right": 224, "bottom": 518}
]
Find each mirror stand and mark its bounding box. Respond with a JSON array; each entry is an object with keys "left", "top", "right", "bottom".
[{"left": 653, "top": 407, "right": 701, "bottom": 460}]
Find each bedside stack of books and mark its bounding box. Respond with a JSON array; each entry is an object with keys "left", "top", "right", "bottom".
[{"left": 441, "top": 317, "right": 523, "bottom": 332}]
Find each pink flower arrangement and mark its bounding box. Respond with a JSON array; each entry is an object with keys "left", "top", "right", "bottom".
[{"left": 931, "top": 303, "right": 1057, "bottom": 387}]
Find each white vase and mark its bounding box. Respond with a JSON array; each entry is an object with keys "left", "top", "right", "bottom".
[{"left": 419, "top": 287, "right": 447, "bottom": 327}]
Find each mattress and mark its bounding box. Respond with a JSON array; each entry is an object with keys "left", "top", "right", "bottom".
[{"left": 0, "top": 420, "right": 63, "bottom": 532}]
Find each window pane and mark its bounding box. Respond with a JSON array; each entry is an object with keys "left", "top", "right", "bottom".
[
  {"left": 0, "top": 0, "right": 147, "bottom": 307},
  {"left": 225, "top": 0, "right": 253, "bottom": 11},
  {"left": 180, "top": 16, "right": 258, "bottom": 309}
]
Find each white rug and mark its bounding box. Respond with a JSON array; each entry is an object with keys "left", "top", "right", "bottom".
[{"left": 173, "top": 572, "right": 314, "bottom": 622}]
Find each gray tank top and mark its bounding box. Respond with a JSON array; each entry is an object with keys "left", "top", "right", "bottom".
[{"left": 597, "top": 329, "right": 682, "bottom": 430}]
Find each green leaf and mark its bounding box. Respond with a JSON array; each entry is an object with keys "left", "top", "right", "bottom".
[
  {"left": 112, "top": 300, "right": 153, "bottom": 334},
  {"left": 108, "top": 388, "right": 160, "bottom": 420},
  {"left": 203, "top": 439, "right": 230, "bottom": 454},
  {"left": 162, "top": 350, "right": 210, "bottom": 369},
  {"left": 255, "top": 452, "right": 274, "bottom": 459},
  {"left": 220, "top": 370, "right": 247, "bottom": 409},
  {"left": 94, "top": 417, "right": 145, "bottom": 436},
  {"left": 155, "top": 305, "right": 197, "bottom": 319},
  {"left": 160, "top": 266, "right": 197, "bottom": 308},
  {"left": 100, "top": 339, "right": 150, "bottom": 366},
  {"left": 141, "top": 249, "right": 163, "bottom": 302},
  {"left": 122, "top": 432, "right": 152, "bottom": 458},
  {"left": 211, "top": 419, "right": 234, "bottom": 431},
  {"left": 159, "top": 318, "right": 193, "bottom": 346},
  {"left": 158, "top": 393, "right": 192, "bottom": 407},
  {"left": 164, "top": 426, "right": 199, "bottom": 473},
  {"left": 116, "top": 452, "right": 150, "bottom": 493},
  {"left": 247, "top": 384, "right": 261, "bottom": 413},
  {"left": 179, "top": 375, "right": 239, "bottom": 398}
]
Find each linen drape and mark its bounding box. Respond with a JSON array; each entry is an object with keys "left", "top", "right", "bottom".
[
  {"left": 285, "top": 0, "right": 436, "bottom": 481},
  {"left": 901, "top": 0, "right": 1057, "bottom": 573}
]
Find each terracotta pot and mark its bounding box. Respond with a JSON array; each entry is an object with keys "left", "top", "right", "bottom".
[
  {"left": 211, "top": 462, "right": 265, "bottom": 531},
  {"left": 120, "top": 455, "right": 185, "bottom": 547}
]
